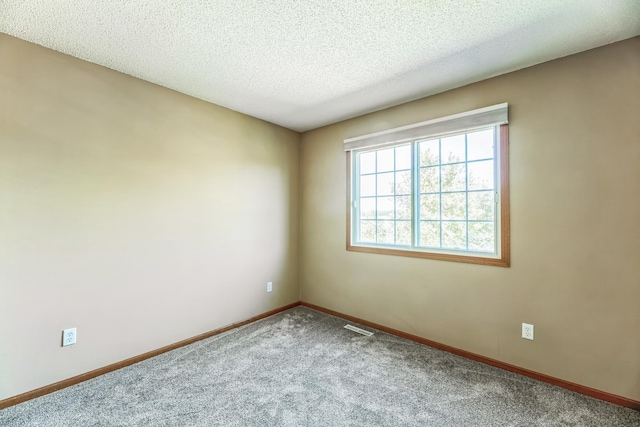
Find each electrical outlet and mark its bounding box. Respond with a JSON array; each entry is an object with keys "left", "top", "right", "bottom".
[
  {"left": 267, "top": 282, "right": 273, "bottom": 292},
  {"left": 522, "top": 323, "right": 534, "bottom": 340},
  {"left": 62, "top": 328, "right": 77, "bottom": 347}
]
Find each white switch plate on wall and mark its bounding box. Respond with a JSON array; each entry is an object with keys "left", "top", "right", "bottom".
[
  {"left": 267, "top": 282, "right": 273, "bottom": 292},
  {"left": 62, "top": 328, "right": 77, "bottom": 346}
]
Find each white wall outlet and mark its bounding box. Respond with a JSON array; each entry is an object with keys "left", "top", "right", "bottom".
[
  {"left": 62, "top": 327, "right": 77, "bottom": 347},
  {"left": 522, "top": 323, "right": 534, "bottom": 340},
  {"left": 267, "top": 282, "right": 273, "bottom": 292}
]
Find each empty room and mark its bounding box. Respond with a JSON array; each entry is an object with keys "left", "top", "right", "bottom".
[{"left": 1, "top": 1, "right": 639, "bottom": 426}]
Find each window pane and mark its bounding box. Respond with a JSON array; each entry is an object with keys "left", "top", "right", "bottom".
[
  {"left": 468, "top": 160, "right": 494, "bottom": 190},
  {"left": 377, "top": 148, "right": 394, "bottom": 172},
  {"left": 360, "top": 174, "right": 375, "bottom": 197},
  {"left": 419, "top": 221, "right": 440, "bottom": 247},
  {"left": 359, "top": 220, "right": 376, "bottom": 243},
  {"left": 468, "top": 191, "right": 494, "bottom": 221},
  {"left": 376, "top": 197, "right": 394, "bottom": 219},
  {"left": 442, "top": 192, "right": 466, "bottom": 220},
  {"left": 377, "top": 172, "right": 394, "bottom": 196},
  {"left": 360, "top": 197, "right": 376, "bottom": 219},
  {"left": 469, "top": 222, "right": 495, "bottom": 252},
  {"left": 442, "top": 221, "right": 466, "bottom": 249},
  {"left": 396, "top": 221, "right": 411, "bottom": 246},
  {"left": 351, "top": 124, "right": 505, "bottom": 261},
  {"left": 395, "top": 170, "right": 411, "bottom": 195},
  {"left": 441, "top": 134, "right": 465, "bottom": 164},
  {"left": 420, "top": 166, "right": 439, "bottom": 193},
  {"left": 419, "top": 193, "right": 440, "bottom": 220},
  {"left": 396, "top": 196, "right": 411, "bottom": 220},
  {"left": 395, "top": 145, "right": 411, "bottom": 170},
  {"left": 467, "top": 128, "right": 494, "bottom": 161},
  {"left": 377, "top": 221, "right": 394, "bottom": 244},
  {"left": 419, "top": 139, "right": 439, "bottom": 166},
  {"left": 360, "top": 151, "right": 376, "bottom": 174},
  {"left": 441, "top": 163, "right": 466, "bottom": 192}
]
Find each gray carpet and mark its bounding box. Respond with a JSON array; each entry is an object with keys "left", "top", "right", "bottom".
[{"left": 1, "top": 307, "right": 638, "bottom": 426}]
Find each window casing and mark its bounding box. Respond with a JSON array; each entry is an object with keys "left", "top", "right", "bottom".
[{"left": 346, "top": 105, "right": 509, "bottom": 267}]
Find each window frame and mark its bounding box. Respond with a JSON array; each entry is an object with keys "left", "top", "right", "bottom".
[{"left": 346, "top": 124, "right": 510, "bottom": 267}]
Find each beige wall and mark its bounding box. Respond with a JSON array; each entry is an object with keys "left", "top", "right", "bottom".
[
  {"left": 0, "top": 34, "right": 300, "bottom": 400},
  {"left": 300, "top": 37, "right": 640, "bottom": 401},
  {"left": 2, "top": 32, "right": 638, "bottom": 404}
]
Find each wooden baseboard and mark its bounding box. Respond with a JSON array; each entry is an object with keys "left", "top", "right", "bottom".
[
  {"left": 0, "top": 302, "right": 301, "bottom": 410},
  {"left": 3, "top": 300, "right": 638, "bottom": 412},
  {"left": 300, "top": 302, "right": 640, "bottom": 411}
]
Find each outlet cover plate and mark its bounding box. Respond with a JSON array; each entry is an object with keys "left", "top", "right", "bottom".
[
  {"left": 522, "top": 323, "right": 534, "bottom": 340},
  {"left": 62, "top": 328, "right": 77, "bottom": 346}
]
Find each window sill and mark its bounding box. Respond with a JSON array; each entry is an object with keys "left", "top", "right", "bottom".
[{"left": 346, "top": 243, "right": 510, "bottom": 267}]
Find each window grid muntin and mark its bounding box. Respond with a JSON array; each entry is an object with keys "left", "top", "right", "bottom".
[
  {"left": 411, "top": 143, "right": 418, "bottom": 247},
  {"left": 438, "top": 140, "right": 443, "bottom": 247},
  {"left": 353, "top": 126, "right": 499, "bottom": 256},
  {"left": 465, "top": 133, "right": 469, "bottom": 251},
  {"left": 356, "top": 144, "right": 414, "bottom": 246}
]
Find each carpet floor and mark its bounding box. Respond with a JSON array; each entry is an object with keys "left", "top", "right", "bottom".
[{"left": 1, "top": 306, "right": 638, "bottom": 426}]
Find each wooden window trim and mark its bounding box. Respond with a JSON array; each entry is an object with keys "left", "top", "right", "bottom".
[{"left": 346, "top": 124, "right": 510, "bottom": 267}]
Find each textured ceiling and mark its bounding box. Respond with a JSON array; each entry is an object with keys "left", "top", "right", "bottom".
[{"left": 1, "top": 1, "right": 639, "bottom": 132}]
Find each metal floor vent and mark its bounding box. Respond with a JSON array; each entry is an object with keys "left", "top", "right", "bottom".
[{"left": 344, "top": 324, "right": 374, "bottom": 337}]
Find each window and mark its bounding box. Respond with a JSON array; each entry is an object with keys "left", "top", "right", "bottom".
[{"left": 345, "top": 104, "right": 510, "bottom": 267}]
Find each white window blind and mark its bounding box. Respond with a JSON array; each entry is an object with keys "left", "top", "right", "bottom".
[{"left": 344, "top": 103, "right": 508, "bottom": 152}]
